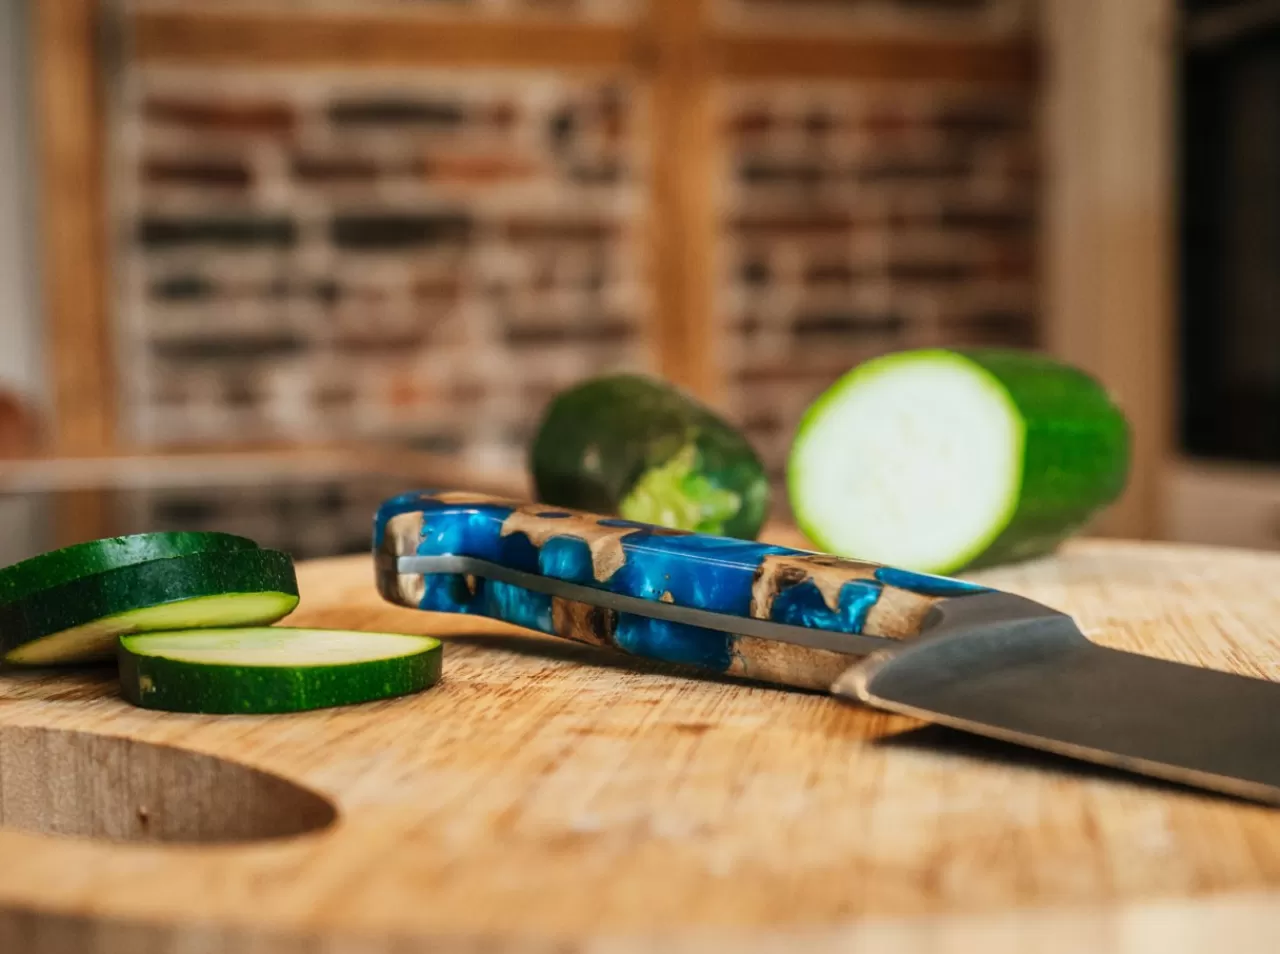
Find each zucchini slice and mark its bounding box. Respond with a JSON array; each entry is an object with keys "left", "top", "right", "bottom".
[
  {"left": 0, "top": 531, "right": 258, "bottom": 606},
  {"left": 119, "top": 628, "right": 442, "bottom": 713},
  {"left": 787, "top": 348, "right": 1130, "bottom": 574},
  {"left": 0, "top": 549, "right": 299, "bottom": 666},
  {"left": 531, "top": 373, "right": 770, "bottom": 539}
]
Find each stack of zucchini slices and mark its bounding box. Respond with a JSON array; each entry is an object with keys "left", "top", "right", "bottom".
[{"left": 0, "top": 532, "right": 440, "bottom": 714}]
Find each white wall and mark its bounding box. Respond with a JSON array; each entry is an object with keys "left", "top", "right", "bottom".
[
  {"left": 0, "top": 0, "right": 50, "bottom": 565},
  {"left": 0, "top": 0, "right": 42, "bottom": 403}
]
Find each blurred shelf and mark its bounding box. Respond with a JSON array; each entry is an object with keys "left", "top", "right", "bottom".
[
  {"left": 0, "top": 441, "right": 812, "bottom": 566},
  {"left": 0, "top": 442, "right": 528, "bottom": 497},
  {"left": 0, "top": 442, "right": 531, "bottom": 564}
]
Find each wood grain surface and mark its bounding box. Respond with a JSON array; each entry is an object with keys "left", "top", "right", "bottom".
[{"left": 1, "top": 536, "right": 1279, "bottom": 952}]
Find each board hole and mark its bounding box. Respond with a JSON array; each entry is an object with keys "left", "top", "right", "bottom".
[{"left": 0, "top": 725, "right": 336, "bottom": 844}]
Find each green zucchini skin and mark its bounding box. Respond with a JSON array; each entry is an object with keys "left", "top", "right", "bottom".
[
  {"left": 529, "top": 373, "right": 770, "bottom": 539},
  {"left": 118, "top": 630, "right": 443, "bottom": 714},
  {"left": 0, "top": 532, "right": 259, "bottom": 606},
  {"left": 959, "top": 349, "right": 1130, "bottom": 569},
  {"left": 0, "top": 549, "right": 299, "bottom": 664},
  {"left": 789, "top": 347, "right": 1130, "bottom": 572}
]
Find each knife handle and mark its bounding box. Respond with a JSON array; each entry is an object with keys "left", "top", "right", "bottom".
[{"left": 373, "top": 490, "right": 989, "bottom": 690}]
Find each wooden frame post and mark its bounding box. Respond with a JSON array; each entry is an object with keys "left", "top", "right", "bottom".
[
  {"left": 645, "top": 0, "right": 722, "bottom": 405},
  {"left": 34, "top": 0, "right": 115, "bottom": 546},
  {"left": 1042, "top": 0, "right": 1178, "bottom": 540},
  {"left": 34, "top": 0, "right": 114, "bottom": 455}
]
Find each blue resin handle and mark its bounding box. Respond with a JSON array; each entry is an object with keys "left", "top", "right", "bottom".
[{"left": 374, "top": 491, "right": 989, "bottom": 690}]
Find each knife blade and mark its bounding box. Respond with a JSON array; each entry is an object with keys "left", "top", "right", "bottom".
[{"left": 373, "top": 490, "right": 1280, "bottom": 806}]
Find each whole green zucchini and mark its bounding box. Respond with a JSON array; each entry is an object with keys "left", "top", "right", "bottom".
[{"left": 530, "top": 373, "right": 770, "bottom": 539}]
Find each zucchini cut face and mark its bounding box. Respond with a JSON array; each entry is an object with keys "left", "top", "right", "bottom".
[
  {"left": 6, "top": 591, "right": 300, "bottom": 666},
  {"left": 788, "top": 348, "right": 1129, "bottom": 574},
  {"left": 119, "top": 628, "right": 443, "bottom": 713}
]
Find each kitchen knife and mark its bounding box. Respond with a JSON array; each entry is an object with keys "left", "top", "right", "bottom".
[{"left": 373, "top": 490, "right": 1280, "bottom": 806}]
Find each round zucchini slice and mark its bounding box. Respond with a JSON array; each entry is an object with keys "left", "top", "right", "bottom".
[
  {"left": 0, "top": 549, "right": 299, "bottom": 666},
  {"left": 119, "top": 628, "right": 442, "bottom": 713},
  {"left": 0, "top": 531, "right": 258, "bottom": 606}
]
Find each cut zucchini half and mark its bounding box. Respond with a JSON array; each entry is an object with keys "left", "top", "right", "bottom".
[
  {"left": 0, "top": 531, "right": 258, "bottom": 607},
  {"left": 787, "top": 348, "right": 1130, "bottom": 575},
  {"left": 119, "top": 628, "right": 442, "bottom": 713},
  {"left": 0, "top": 549, "right": 299, "bottom": 666}
]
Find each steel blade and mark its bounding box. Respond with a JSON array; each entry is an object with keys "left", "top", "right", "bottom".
[{"left": 832, "top": 592, "right": 1280, "bottom": 805}]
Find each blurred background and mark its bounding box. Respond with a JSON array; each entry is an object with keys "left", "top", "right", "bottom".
[{"left": 0, "top": 0, "right": 1265, "bottom": 564}]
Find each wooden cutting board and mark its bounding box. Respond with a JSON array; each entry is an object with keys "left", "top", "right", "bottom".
[{"left": 1, "top": 536, "right": 1279, "bottom": 953}]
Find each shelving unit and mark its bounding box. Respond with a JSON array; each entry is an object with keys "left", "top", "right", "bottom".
[
  {"left": 28, "top": 0, "right": 1176, "bottom": 550},
  {"left": 0, "top": 441, "right": 526, "bottom": 556}
]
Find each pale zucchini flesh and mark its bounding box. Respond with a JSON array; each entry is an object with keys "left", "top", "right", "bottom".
[
  {"left": 5, "top": 592, "right": 300, "bottom": 666},
  {"left": 788, "top": 348, "right": 1130, "bottom": 574},
  {"left": 0, "top": 549, "right": 299, "bottom": 666},
  {"left": 119, "top": 628, "right": 443, "bottom": 713}
]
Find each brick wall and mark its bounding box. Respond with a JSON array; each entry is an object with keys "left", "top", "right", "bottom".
[
  {"left": 716, "top": 0, "right": 1032, "bottom": 33},
  {"left": 127, "top": 0, "right": 641, "bottom": 21},
  {"left": 109, "top": 0, "right": 1039, "bottom": 544},
  {"left": 131, "top": 0, "right": 1028, "bottom": 28},
  {"left": 717, "top": 80, "right": 1039, "bottom": 488},
  {"left": 112, "top": 68, "right": 652, "bottom": 475},
  {"left": 118, "top": 476, "right": 428, "bottom": 560}
]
